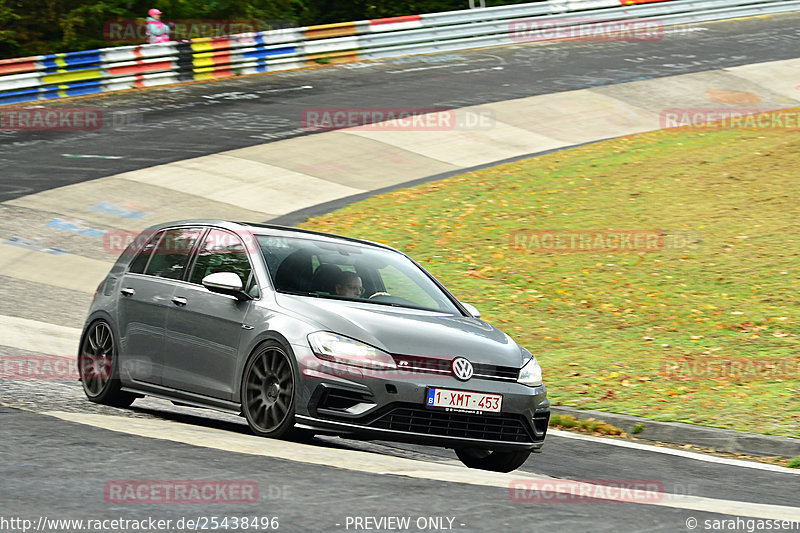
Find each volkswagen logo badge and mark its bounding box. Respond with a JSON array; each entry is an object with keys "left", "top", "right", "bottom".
[{"left": 452, "top": 357, "right": 474, "bottom": 381}]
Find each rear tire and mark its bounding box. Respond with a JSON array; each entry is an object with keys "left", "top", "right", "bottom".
[
  {"left": 455, "top": 447, "right": 531, "bottom": 472},
  {"left": 78, "top": 321, "right": 136, "bottom": 408},
  {"left": 241, "top": 341, "right": 312, "bottom": 441}
]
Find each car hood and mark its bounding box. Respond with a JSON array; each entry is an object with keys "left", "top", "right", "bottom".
[{"left": 275, "top": 294, "right": 524, "bottom": 368}]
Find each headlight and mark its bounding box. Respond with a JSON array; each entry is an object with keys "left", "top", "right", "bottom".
[
  {"left": 308, "top": 332, "right": 396, "bottom": 370},
  {"left": 518, "top": 355, "right": 543, "bottom": 387}
]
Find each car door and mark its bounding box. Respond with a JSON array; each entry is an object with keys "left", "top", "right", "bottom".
[
  {"left": 163, "top": 228, "right": 257, "bottom": 400},
  {"left": 117, "top": 227, "right": 203, "bottom": 385}
]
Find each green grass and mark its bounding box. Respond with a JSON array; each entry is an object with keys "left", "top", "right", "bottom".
[
  {"left": 549, "top": 414, "right": 624, "bottom": 436},
  {"left": 301, "top": 119, "right": 800, "bottom": 438}
]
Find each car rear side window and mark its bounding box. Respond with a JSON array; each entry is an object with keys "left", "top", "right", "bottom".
[
  {"left": 128, "top": 230, "right": 163, "bottom": 274},
  {"left": 143, "top": 227, "right": 202, "bottom": 280},
  {"left": 189, "top": 229, "right": 253, "bottom": 289}
]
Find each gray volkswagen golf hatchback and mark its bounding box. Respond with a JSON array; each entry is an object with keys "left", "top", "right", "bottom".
[{"left": 79, "top": 220, "right": 549, "bottom": 472}]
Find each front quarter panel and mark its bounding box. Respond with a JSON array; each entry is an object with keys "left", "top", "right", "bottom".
[{"left": 232, "top": 297, "right": 324, "bottom": 405}]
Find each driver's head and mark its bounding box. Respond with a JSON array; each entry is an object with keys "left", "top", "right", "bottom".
[{"left": 335, "top": 271, "right": 363, "bottom": 298}]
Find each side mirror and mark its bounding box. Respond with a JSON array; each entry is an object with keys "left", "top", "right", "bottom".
[
  {"left": 461, "top": 302, "right": 481, "bottom": 318},
  {"left": 202, "top": 272, "right": 252, "bottom": 300}
]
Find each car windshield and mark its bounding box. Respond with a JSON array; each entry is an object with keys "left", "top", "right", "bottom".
[{"left": 257, "top": 234, "right": 462, "bottom": 314}]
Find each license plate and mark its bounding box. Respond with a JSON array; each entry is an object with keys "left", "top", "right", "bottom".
[{"left": 426, "top": 387, "right": 502, "bottom": 413}]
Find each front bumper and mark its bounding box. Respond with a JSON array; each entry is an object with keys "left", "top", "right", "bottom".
[{"left": 292, "top": 343, "right": 550, "bottom": 451}]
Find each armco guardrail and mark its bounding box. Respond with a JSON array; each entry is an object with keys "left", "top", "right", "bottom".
[{"left": 1, "top": 0, "right": 798, "bottom": 106}]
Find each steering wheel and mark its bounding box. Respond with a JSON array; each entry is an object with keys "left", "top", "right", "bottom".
[{"left": 368, "top": 291, "right": 391, "bottom": 299}]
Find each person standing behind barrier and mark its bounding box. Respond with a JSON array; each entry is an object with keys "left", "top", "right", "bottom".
[{"left": 146, "top": 8, "right": 170, "bottom": 44}]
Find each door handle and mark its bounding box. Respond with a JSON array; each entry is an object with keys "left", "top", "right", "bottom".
[
  {"left": 120, "top": 288, "right": 135, "bottom": 297},
  {"left": 171, "top": 296, "right": 187, "bottom": 307}
]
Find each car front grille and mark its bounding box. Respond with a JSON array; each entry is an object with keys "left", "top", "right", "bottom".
[
  {"left": 369, "top": 405, "right": 536, "bottom": 443},
  {"left": 391, "top": 355, "right": 520, "bottom": 382},
  {"left": 472, "top": 362, "right": 519, "bottom": 381}
]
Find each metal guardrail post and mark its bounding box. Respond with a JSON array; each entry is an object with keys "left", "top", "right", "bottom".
[{"left": 176, "top": 42, "right": 196, "bottom": 83}]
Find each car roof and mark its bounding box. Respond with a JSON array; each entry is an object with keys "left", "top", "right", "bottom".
[{"left": 140, "top": 220, "right": 399, "bottom": 253}]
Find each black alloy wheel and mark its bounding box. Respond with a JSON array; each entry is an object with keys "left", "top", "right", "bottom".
[{"left": 78, "top": 321, "right": 135, "bottom": 407}]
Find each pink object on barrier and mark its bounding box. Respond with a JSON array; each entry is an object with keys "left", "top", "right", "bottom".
[
  {"left": 619, "top": 0, "right": 675, "bottom": 4},
  {"left": 107, "top": 59, "right": 174, "bottom": 76},
  {"left": 0, "top": 57, "right": 39, "bottom": 75},
  {"left": 369, "top": 14, "right": 422, "bottom": 25},
  {"left": 369, "top": 14, "right": 423, "bottom": 32}
]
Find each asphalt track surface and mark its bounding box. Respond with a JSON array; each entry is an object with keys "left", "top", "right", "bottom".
[
  {"left": 2, "top": 12, "right": 800, "bottom": 202},
  {"left": 2, "top": 12, "right": 800, "bottom": 533},
  {"left": 0, "top": 408, "right": 748, "bottom": 533}
]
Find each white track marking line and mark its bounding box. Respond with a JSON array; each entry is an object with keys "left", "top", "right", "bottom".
[
  {"left": 549, "top": 429, "right": 800, "bottom": 475},
  {"left": 61, "top": 154, "right": 124, "bottom": 159},
  {"left": 0, "top": 315, "right": 81, "bottom": 357},
  {"left": 43, "top": 411, "right": 800, "bottom": 521},
  {"left": 386, "top": 64, "right": 467, "bottom": 74}
]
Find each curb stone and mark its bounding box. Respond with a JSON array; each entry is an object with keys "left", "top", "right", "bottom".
[{"left": 551, "top": 406, "right": 800, "bottom": 459}]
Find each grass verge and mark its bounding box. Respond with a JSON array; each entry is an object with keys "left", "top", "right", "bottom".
[
  {"left": 549, "top": 414, "right": 625, "bottom": 436},
  {"left": 301, "top": 118, "right": 800, "bottom": 438}
]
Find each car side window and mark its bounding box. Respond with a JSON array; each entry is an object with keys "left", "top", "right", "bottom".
[
  {"left": 189, "top": 229, "right": 253, "bottom": 290},
  {"left": 143, "top": 227, "right": 202, "bottom": 280},
  {"left": 128, "top": 231, "right": 163, "bottom": 274}
]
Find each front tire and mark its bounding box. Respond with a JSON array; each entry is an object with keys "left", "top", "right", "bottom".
[
  {"left": 78, "top": 320, "right": 135, "bottom": 408},
  {"left": 455, "top": 447, "right": 531, "bottom": 472},
  {"left": 241, "top": 341, "right": 310, "bottom": 441}
]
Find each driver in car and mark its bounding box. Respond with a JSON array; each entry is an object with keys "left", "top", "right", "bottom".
[{"left": 334, "top": 271, "right": 363, "bottom": 298}]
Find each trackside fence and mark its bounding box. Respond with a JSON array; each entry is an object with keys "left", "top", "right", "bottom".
[{"left": 1, "top": 0, "right": 799, "bottom": 105}]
